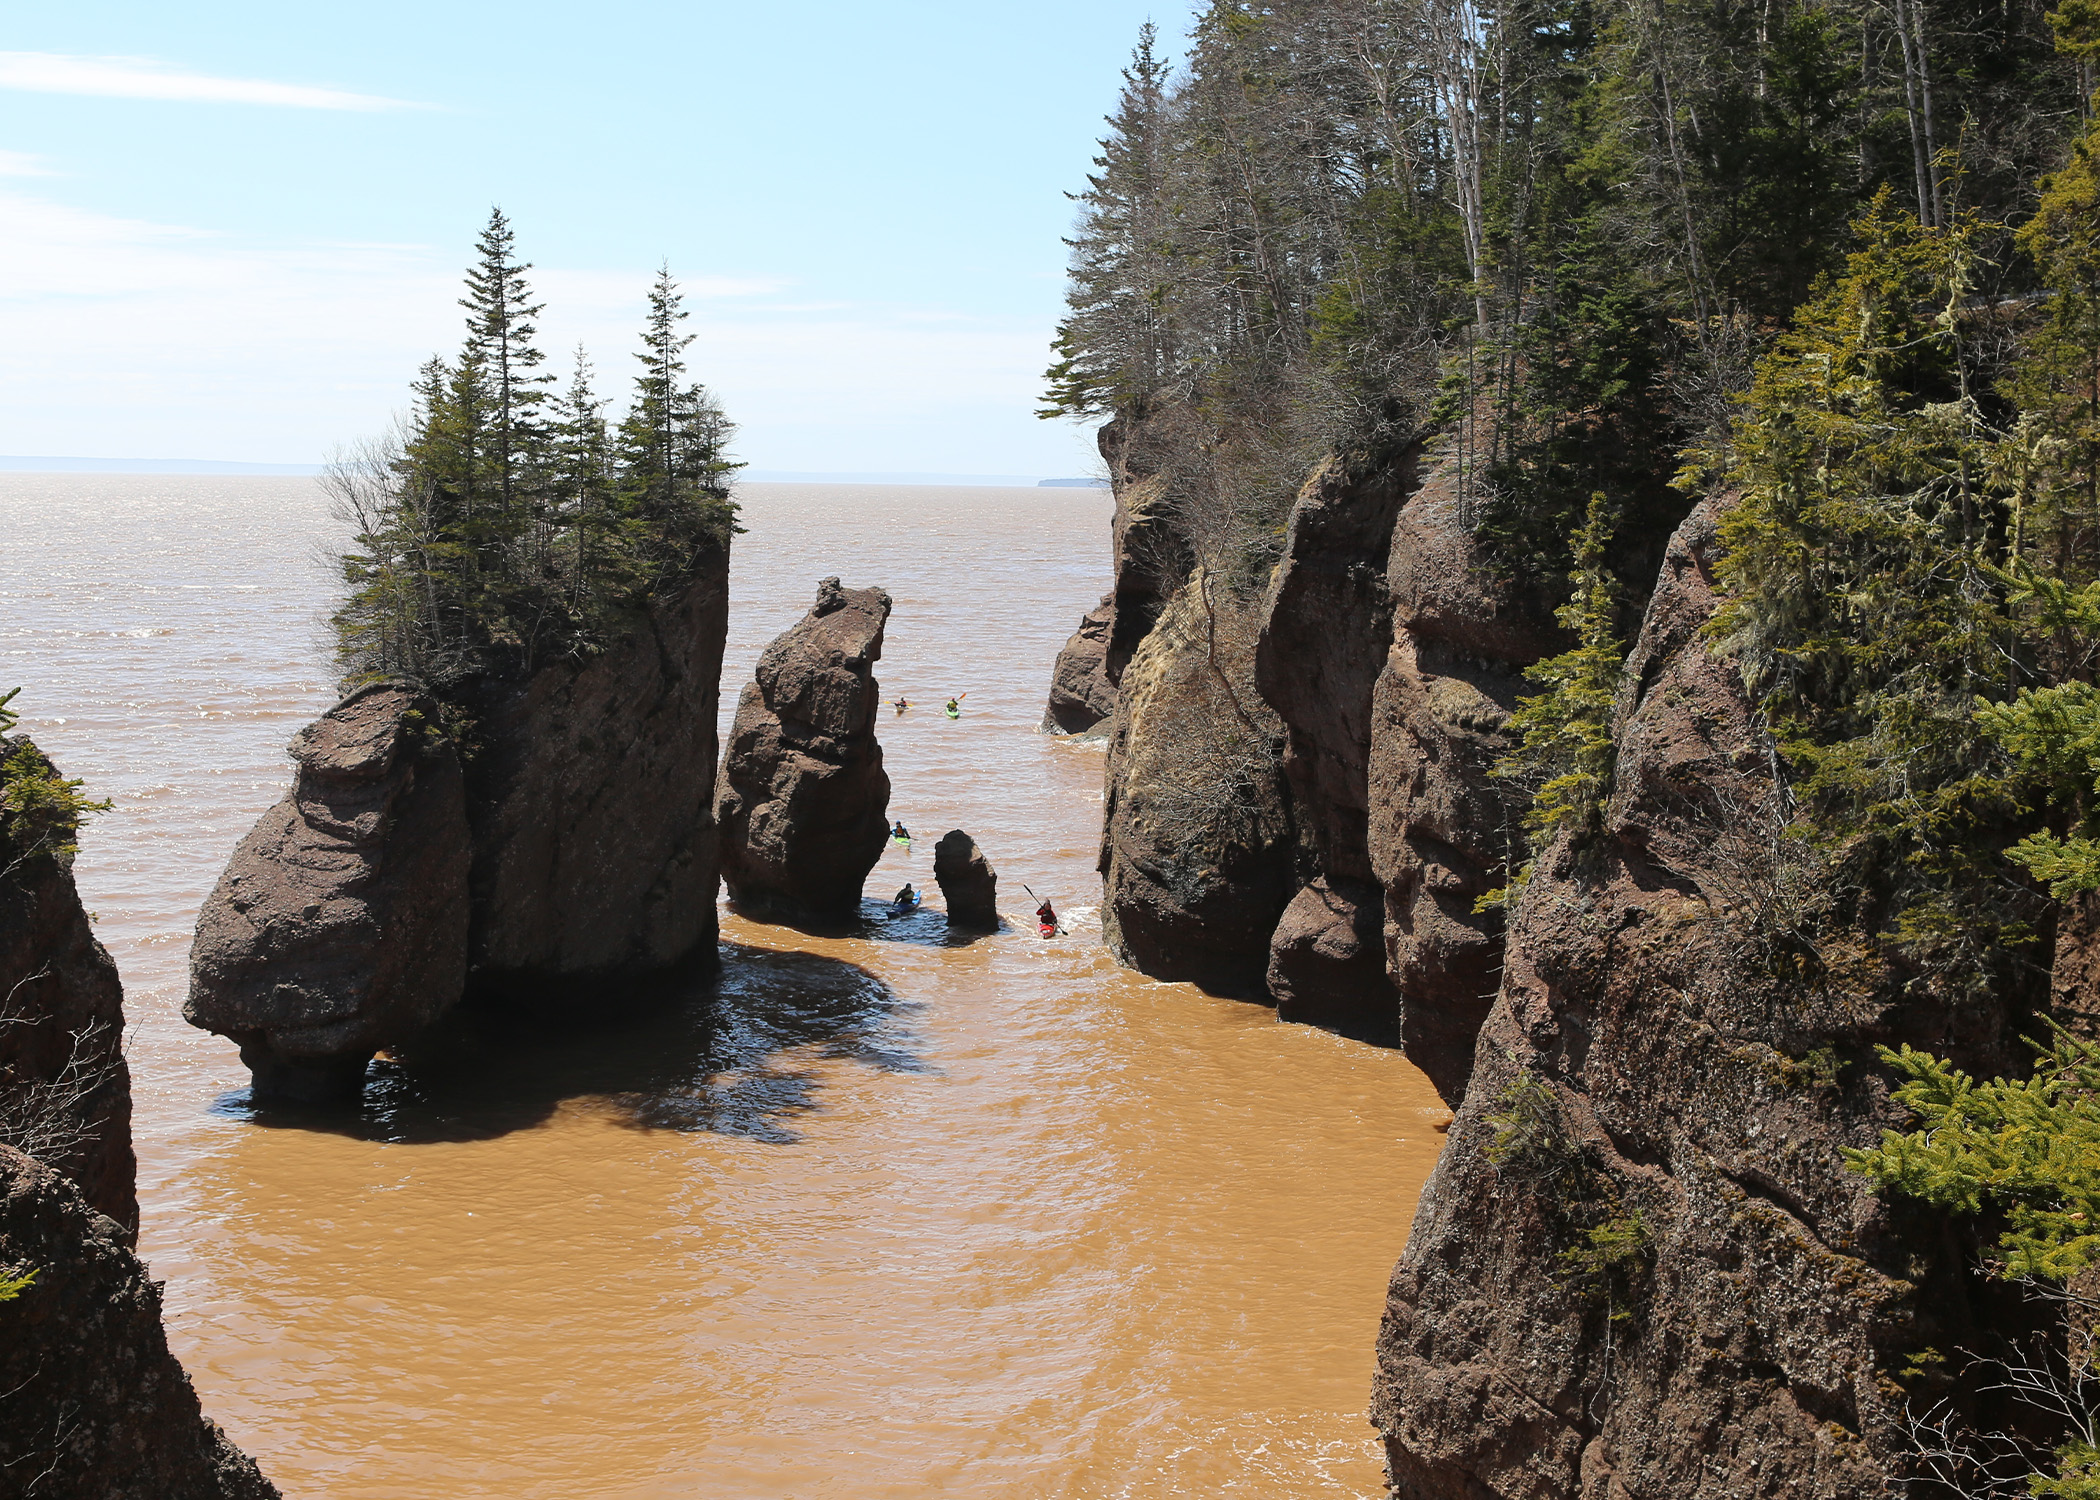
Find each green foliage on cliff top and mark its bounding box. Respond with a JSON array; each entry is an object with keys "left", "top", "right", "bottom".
[
  {"left": 1046, "top": 0, "right": 2079, "bottom": 599},
  {"left": 0, "top": 1267, "right": 34, "bottom": 1305},
  {"left": 330, "top": 211, "right": 741, "bottom": 695},
  {"left": 0, "top": 689, "right": 110, "bottom": 881}
]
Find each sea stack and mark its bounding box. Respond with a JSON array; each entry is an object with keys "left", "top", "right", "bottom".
[
  {"left": 716, "top": 578, "right": 892, "bottom": 921},
  {"left": 185, "top": 684, "right": 471, "bottom": 1104},
  {"left": 932, "top": 830, "right": 999, "bottom": 929},
  {"left": 186, "top": 560, "right": 730, "bottom": 1102}
]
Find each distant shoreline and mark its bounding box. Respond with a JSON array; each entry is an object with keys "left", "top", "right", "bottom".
[{"left": 0, "top": 457, "right": 1110, "bottom": 488}]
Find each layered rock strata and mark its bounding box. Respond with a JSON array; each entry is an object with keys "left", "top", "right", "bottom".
[
  {"left": 187, "top": 556, "right": 730, "bottom": 1099},
  {"left": 933, "top": 830, "right": 999, "bottom": 929},
  {"left": 1040, "top": 593, "right": 1117, "bottom": 734},
  {"left": 716, "top": 578, "right": 892, "bottom": 921},
  {"left": 187, "top": 685, "right": 470, "bottom": 1103},
  {"left": 457, "top": 566, "right": 729, "bottom": 994},
  {"left": 1370, "top": 498, "right": 2010, "bottom": 1497},
  {"left": 0, "top": 1146, "right": 279, "bottom": 1500},
  {"left": 0, "top": 742, "right": 133, "bottom": 1227}
]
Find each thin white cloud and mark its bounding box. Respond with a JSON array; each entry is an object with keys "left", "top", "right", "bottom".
[
  {"left": 0, "top": 185, "right": 1090, "bottom": 473},
  {"left": 0, "top": 149, "right": 52, "bottom": 177},
  {"left": 0, "top": 52, "right": 415, "bottom": 111}
]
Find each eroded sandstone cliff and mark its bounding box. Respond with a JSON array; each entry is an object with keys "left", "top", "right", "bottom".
[
  {"left": 716, "top": 578, "right": 892, "bottom": 922},
  {"left": 187, "top": 553, "right": 730, "bottom": 1098},
  {"left": 0, "top": 746, "right": 133, "bottom": 1228},
  {"left": 2, "top": 738, "right": 276, "bottom": 1496},
  {"left": 1365, "top": 496, "right": 2009, "bottom": 1496},
  {"left": 0, "top": 1147, "right": 278, "bottom": 1500}
]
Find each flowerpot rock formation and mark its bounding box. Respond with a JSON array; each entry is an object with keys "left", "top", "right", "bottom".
[
  {"left": 187, "top": 560, "right": 730, "bottom": 1102},
  {"left": 716, "top": 577, "right": 893, "bottom": 922}
]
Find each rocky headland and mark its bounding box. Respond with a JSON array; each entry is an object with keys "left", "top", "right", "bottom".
[
  {"left": 1051, "top": 402, "right": 2058, "bottom": 1493},
  {"left": 0, "top": 731, "right": 277, "bottom": 1497},
  {"left": 716, "top": 578, "right": 893, "bottom": 922},
  {"left": 186, "top": 555, "right": 730, "bottom": 1101}
]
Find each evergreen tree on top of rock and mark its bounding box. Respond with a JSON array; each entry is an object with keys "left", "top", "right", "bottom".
[{"left": 329, "top": 210, "right": 742, "bottom": 695}]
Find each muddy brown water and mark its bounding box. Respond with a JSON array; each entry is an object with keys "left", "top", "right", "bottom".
[{"left": 1, "top": 476, "right": 1451, "bottom": 1498}]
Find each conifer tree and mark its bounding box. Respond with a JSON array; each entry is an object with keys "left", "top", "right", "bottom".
[
  {"left": 1041, "top": 23, "right": 1177, "bottom": 418},
  {"left": 460, "top": 207, "right": 552, "bottom": 534},
  {"left": 617, "top": 266, "right": 739, "bottom": 536}
]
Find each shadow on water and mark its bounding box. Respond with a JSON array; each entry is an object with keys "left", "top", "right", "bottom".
[
  {"left": 724, "top": 895, "right": 1005, "bottom": 948},
  {"left": 212, "top": 941, "right": 929, "bottom": 1146}
]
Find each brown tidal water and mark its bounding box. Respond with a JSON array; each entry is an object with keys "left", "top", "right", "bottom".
[{"left": 0, "top": 475, "right": 1451, "bottom": 1498}]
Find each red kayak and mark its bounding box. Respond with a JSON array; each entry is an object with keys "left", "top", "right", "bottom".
[{"left": 1038, "top": 920, "right": 1057, "bottom": 939}]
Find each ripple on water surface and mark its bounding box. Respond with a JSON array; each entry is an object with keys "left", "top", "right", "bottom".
[{"left": 0, "top": 476, "right": 1451, "bottom": 1498}]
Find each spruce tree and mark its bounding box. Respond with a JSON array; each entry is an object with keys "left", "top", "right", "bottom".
[
  {"left": 617, "top": 266, "right": 739, "bottom": 545},
  {"left": 1040, "top": 23, "right": 1176, "bottom": 419}
]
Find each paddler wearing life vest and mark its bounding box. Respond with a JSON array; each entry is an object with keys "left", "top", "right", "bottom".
[{"left": 1036, "top": 897, "right": 1057, "bottom": 935}]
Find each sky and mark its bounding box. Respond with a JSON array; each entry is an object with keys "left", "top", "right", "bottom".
[{"left": 0, "top": 2, "right": 1191, "bottom": 476}]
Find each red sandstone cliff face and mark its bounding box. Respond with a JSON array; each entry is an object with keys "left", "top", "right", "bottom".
[
  {"left": 1369, "top": 464, "right": 1561, "bottom": 1102},
  {"left": 1, "top": 742, "right": 276, "bottom": 1496},
  {"left": 0, "top": 751, "right": 133, "bottom": 1228},
  {"left": 1098, "top": 571, "right": 1295, "bottom": 996},
  {"left": 186, "top": 685, "right": 471, "bottom": 1103},
  {"left": 1369, "top": 498, "right": 2018, "bottom": 1497},
  {"left": 0, "top": 1147, "right": 278, "bottom": 1500},
  {"left": 462, "top": 561, "right": 728, "bottom": 991}
]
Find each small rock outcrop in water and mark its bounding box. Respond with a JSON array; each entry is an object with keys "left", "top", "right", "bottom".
[
  {"left": 0, "top": 1146, "right": 279, "bottom": 1499},
  {"left": 186, "top": 684, "right": 471, "bottom": 1104},
  {"left": 0, "top": 738, "right": 134, "bottom": 1228},
  {"left": 716, "top": 578, "right": 892, "bottom": 920},
  {"left": 187, "top": 560, "right": 730, "bottom": 1100},
  {"left": 1040, "top": 593, "right": 1116, "bottom": 734},
  {"left": 932, "top": 830, "right": 999, "bottom": 929}
]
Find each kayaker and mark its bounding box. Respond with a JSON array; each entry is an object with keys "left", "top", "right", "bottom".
[
  {"left": 945, "top": 698, "right": 960, "bottom": 717},
  {"left": 893, "top": 697, "right": 909, "bottom": 714},
  {"left": 1036, "top": 898, "right": 1056, "bottom": 933},
  {"left": 894, "top": 883, "right": 918, "bottom": 909},
  {"left": 892, "top": 819, "right": 910, "bottom": 842}
]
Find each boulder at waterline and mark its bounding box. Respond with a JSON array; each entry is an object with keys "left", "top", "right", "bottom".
[
  {"left": 933, "top": 830, "right": 999, "bottom": 929},
  {"left": 186, "top": 683, "right": 471, "bottom": 1104},
  {"left": 716, "top": 578, "right": 893, "bottom": 921},
  {"left": 1264, "top": 877, "right": 1394, "bottom": 1040},
  {"left": 1040, "top": 593, "right": 1116, "bottom": 734}
]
